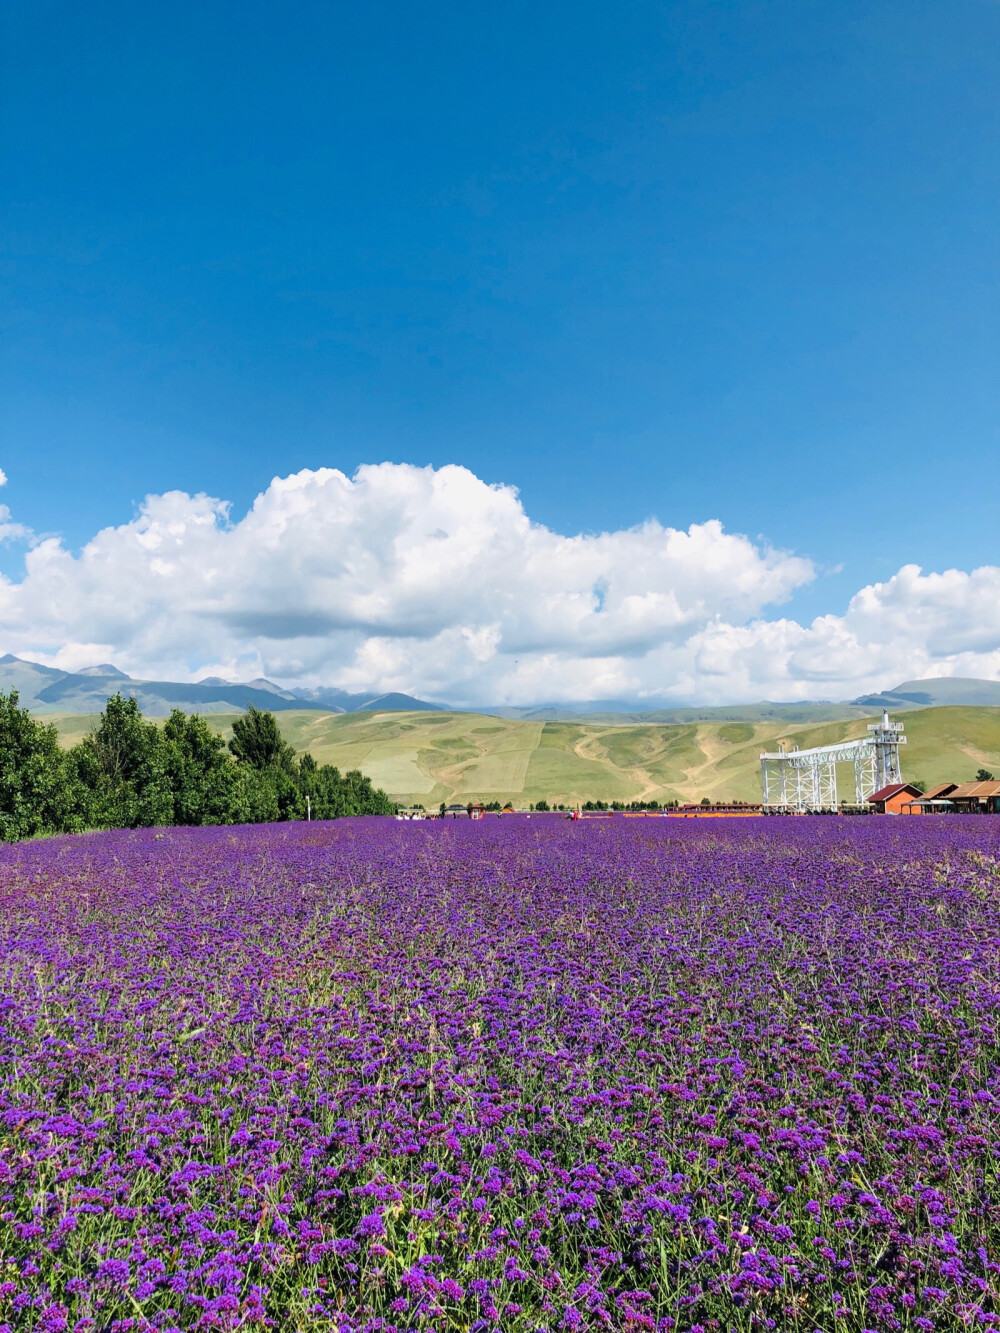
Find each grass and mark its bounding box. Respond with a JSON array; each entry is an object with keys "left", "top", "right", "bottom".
[{"left": 44, "top": 705, "right": 1000, "bottom": 806}]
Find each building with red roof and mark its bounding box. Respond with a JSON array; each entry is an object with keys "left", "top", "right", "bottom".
[{"left": 868, "top": 782, "right": 924, "bottom": 814}]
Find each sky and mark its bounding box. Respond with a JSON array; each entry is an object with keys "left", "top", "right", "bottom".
[{"left": 1, "top": 0, "right": 999, "bottom": 704}]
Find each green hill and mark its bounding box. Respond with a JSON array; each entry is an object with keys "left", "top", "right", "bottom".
[{"left": 46, "top": 705, "right": 1000, "bottom": 807}]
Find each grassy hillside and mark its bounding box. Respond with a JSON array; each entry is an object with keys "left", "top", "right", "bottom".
[
  {"left": 47, "top": 705, "right": 1000, "bottom": 806},
  {"left": 895, "top": 706, "right": 1000, "bottom": 788}
]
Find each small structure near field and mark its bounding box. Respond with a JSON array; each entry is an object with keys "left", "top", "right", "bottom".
[
  {"left": 674, "top": 802, "right": 763, "bottom": 817},
  {"left": 947, "top": 780, "right": 1000, "bottom": 813},
  {"left": 900, "top": 783, "right": 958, "bottom": 815},
  {"left": 900, "top": 798, "right": 956, "bottom": 814},
  {"left": 923, "top": 782, "right": 959, "bottom": 802},
  {"left": 868, "top": 782, "right": 923, "bottom": 815}
]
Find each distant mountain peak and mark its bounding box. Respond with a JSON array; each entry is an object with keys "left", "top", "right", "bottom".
[
  {"left": 197, "top": 674, "right": 293, "bottom": 697},
  {"left": 77, "top": 663, "right": 130, "bottom": 679},
  {"left": 356, "top": 692, "right": 450, "bottom": 713},
  {"left": 853, "top": 677, "right": 1000, "bottom": 709},
  {"left": 245, "top": 677, "right": 296, "bottom": 696},
  {"left": 0, "top": 654, "right": 451, "bottom": 716}
]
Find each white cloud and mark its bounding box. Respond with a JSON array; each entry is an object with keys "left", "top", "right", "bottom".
[
  {"left": 0, "top": 462, "right": 32, "bottom": 544},
  {"left": 0, "top": 461, "right": 998, "bottom": 704}
]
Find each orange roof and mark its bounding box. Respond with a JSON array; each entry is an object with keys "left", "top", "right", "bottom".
[
  {"left": 923, "top": 782, "right": 958, "bottom": 800},
  {"left": 949, "top": 780, "right": 1000, "bottom": 799}
]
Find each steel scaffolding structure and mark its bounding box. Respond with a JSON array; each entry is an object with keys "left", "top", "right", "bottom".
[
  {"left": 760, "top": 711, "right": 906, "bottom": 811},
  {"left": 867, "top": 712, "right": 907, "bottom": 791}
]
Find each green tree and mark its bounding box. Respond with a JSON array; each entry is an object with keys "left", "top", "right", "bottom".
[
  {"left": 296, "top": 754, "right": 341, "bottom": 819},
  {"left": 339, "top": 767, "right": 394, "bottom": 815},
  {"left": 293, "top": 753, "right": 393, "bottom": 820},
  {"left": 219, "top": 764, "right": 282, "bottom": 824},
  {"left": 534, "top": 798, "right": 550, "bottom": 811},
  {"left": 162, "top": 710, "right": 231, "bottom": 825},
  {"left": 70, "top": 694, "right": 173, "bottom": 829},
  {"left": 228, "top": 705, "right": 296, "bottom": 772},
  {"left": 0, "top": 690, "right": 83, "bottom": 841},
  {"left": 975, "top": 768, "right": 995, "bottom": 781},
  {"left": 269, "top": 767, "right": 303, "bottom": 820},
  {"left": 0, "top": 689, "right": 396, "bottom": 840}
]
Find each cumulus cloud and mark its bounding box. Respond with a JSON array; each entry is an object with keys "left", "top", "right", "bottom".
[
  {"left": 0, "top": 461, "right": 31, "bottom": 546},
  {"left": 0, "top": 461, "right": 997, "bottom": 704}
]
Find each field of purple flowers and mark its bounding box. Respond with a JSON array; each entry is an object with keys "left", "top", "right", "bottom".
[{"left": 1, "top": 817, "right": 999, "bottom": 1333}]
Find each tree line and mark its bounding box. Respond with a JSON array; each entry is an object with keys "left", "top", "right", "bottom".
[{"left": 0, "top": 692, "right": 394, "bottom": 842}]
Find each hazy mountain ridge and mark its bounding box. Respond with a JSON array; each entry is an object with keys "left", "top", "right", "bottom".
[
  {"left": 851, "top": 677, "right": 1000, "bottom": 709},
  {"left": 3, "top": 653, "right": 999, "bottom": 721},
  {"left": 0, "top": 655, "right": 447, "bottom": 717},
  {"left": 483, "top": 701, "right": 873, "bottom": 724},
  {"left": 487, "top": 680, "right": 1000, "bottom": 721}
]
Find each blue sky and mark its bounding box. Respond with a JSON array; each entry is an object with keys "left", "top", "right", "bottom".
[{"left": 1, "top": 1, "right": 999, "bottom": 701}]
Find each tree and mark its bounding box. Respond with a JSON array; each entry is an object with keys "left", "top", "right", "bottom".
[
  {"left": 293, "top": 754, "right": 393, "bottom": 820},
  {"left": 0, "top": 689, "right": 397, "bottom": 843},
  {"left": 975, "top": 768, "right": 995, "bottom": 782},
  {"left": 219, "top": 764, "right": 282, "bottom": 824},
  {"left": 70, "top": 694, "right": 173, "bottom": 829},
  {"left": 229, "top": 705, "right": 296, "bottom": 772},
  {"left": 534, "top": 798, "right": 550, "bottom": 811},
  {"left": 339, "top": 768, "right": 394, "bottom": 816},
  {"left": 0, "top": 690, "right": 83, "bottom": 841},
  {"left": 162, "top": 710, "right": 230, "bottom": 825},
  {"left": 271, "top": 766, "right": 304, "bottom": 820}
]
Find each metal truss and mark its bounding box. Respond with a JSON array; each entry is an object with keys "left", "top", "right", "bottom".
[
  {"left": 760, "top": 712, "right": 906, "bottom": 811},
  {"left": 867, "top": 714, "right": 906, "bottom": 790}
]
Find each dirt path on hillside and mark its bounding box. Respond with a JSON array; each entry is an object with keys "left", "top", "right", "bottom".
[
  {"left": 670, "top": 726, "right": 765, "bottom": 801},
  {"left": 570, "top": 730, "right": 674, "bottom": 803},
  {"left": 571, "top": 730, "right": 608, "bottom": 766}
]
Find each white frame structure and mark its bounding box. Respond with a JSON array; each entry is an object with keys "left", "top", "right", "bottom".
[{"left": 760, "top": 712, "right": 906, "bottom": 811}]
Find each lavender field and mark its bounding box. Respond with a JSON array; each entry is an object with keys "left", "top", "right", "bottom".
[{"left": 1, "top": 818, "right": 998, "bottom": 1333}]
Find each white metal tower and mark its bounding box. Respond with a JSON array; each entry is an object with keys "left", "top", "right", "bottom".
[
  {"left": 759, "top": 711, "right": 906, "bottom": 811},
  {"left": 867, "top": 710, "right": 906, "bottom": 789}
]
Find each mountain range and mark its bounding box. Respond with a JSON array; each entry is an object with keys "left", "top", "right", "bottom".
[
  {"left": 1, "top": 654, "right": 999, "bottom": 721},
  {"left": 0, "top": 655, "right": 447, "bottom": 717},
  {"left": 852, "top": 677, "right": 1000, "bottom": 709}
]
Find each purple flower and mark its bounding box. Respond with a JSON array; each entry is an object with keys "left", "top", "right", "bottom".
[{"left": 95, "top": 1260, "right": 130, "bottom": 1287}]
